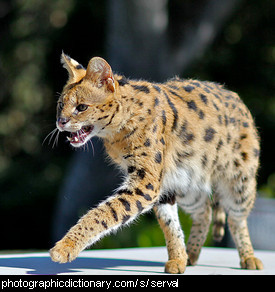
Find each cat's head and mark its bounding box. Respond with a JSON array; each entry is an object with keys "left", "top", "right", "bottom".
[{"left": 56, "top": 52, "right": 117, "bottom": 147}]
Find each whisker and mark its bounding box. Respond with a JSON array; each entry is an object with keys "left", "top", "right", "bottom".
[
  {"left": 80, "top": 129, "right": 88, "bottom": 152},
  {"left": 84, "top": 138, "right": 88, "bottom": 152},
  {"left": 53, "top": 130, "right": 60, "bottom": 148},
  {"left": 89, "top": 138, "right": 95, "bottom": 156},
  {"left": 42, "top": 128, "right": 58, "bottom": 146}
]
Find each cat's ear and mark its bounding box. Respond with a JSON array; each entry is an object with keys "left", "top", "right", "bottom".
[
  {"left": 85, "top": 57, "right": 115, "bottom": 92},
  {"left": 61, "top": 52, "right": 86, "bottom": 83}
]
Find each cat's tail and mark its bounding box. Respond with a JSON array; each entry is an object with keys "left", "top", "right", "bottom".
[{"left": 212, "top": 203, "right": 226, "bottom": 242}]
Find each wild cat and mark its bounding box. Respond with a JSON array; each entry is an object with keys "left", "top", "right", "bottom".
[{"left": 50, "top": 53, "right": 263, "bottom": 273}]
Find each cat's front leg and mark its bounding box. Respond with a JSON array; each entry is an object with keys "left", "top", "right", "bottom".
[{"left": 50, "top": 179, "right": 160, "bottom": 263}]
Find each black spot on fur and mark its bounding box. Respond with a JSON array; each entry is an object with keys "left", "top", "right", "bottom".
[
  {"left": 128, "top": 166, "right": 136, "bottom": 174},
  {"left": 168, "top": 84, "right": 179, "bottom": 90},
  {"left": 230, "top": 117, "right": 236, "bottom": 124},
  {"left": 212, "top": 155, "right": 219, "bottom": 166},
  {"left": 201, "top": 154, "right": 208, "bottom": 168},
  {"left": 212, "top": 102, "right": 220, "bottom": 111},
  {"left": 200, "top": 94, "right": 208, "bottom": 104},
  {"left": 187, "top": 100, "right": 197, "bottom": 111},
  {"left": 146, "top": 183, "right": 154, "bottom": 191},
  {"left": 183, "top": 85, "right": 195, "bottom": 92},
  {"left": 137, "top": 168, "right": 146, "bottom": 179},
  {"left": 98, "top": 115, "right": 109, "bottom": 121},
  {"left": 154, "top": 97, "right": 160, "bottom": 107},
  {"left": 132, "top": 84, "right": 150, "bottom": 93},
  {"left": 241, "top": 152, "right": 248, "bottom": 161},
  {"left": 240, "top": 134, "right": 247, "bottom": 140},
  {"left": 164, "top": 91, "right": 178, "bottom": 131},
  {"left": 177, "top": 121, "right": 194, "bottom": 144},
  {"left": 135, "top": 188, "right": 152, "bottom": 201},
  {"left": 101, "top": 221, "right": 108, "bottom": 229},
  {"left": 123, "top": 127, "right": 137, "bottom": 140},
  {"left": 161, "top": 110, "right": 167, "bottom": 127},
  {"left": 144, "top": 138, "right": 151, "bottom": 147},
  {"left": 199, "top": 110, "right": 205, "bottom": 119},
  {"left": 234, "top": 160, "right": 241, "bottom": 167},
  {"left": 117, "top": 189, "right": 133, "bottom": 195},
  {"left": 118, "top": 198, "right": 131, "bottom": 211},
  {"left": 106, "top": 202, "right": 118, "bottom": 222},
  {"left": 158, "top": 192, "right": 176, "bottom": 205},
  {"left": 136, "top": 200, "right": 144, "bottom": 212},
  {"left": 153, "top": 84, "right": 161, "bottom": 92},
  {"left": 183, "top": 133, "right": 194, "bottom": 144},
  {"left": 224, "top": 115, "right": 229, "bottom": 126},
  {"left": 155, "top": 152, "right": 162, "bottom": 164},
  {"left": 66, "top": 79, "right": 83, "bottom": 90},
  {"left": 191, "top": 81, "right": 201, "bottom": 87},
  {"left": 123, "top": 154, "right": 133, "bottom": 159},
  {"left": 169, "top": 90, "right": 183, "bottom": 100},
  {"left": 117, "top": 76, "right": 129, "bottom": 86},
  {"left": 227, "top": 133, "right": 232, "bottom": 144},
  {"left": 204, "top": 127, "right": 216, "bottom": 142},
  {"left": 216, "top": 139, "right": 224, "bottom": 151}
]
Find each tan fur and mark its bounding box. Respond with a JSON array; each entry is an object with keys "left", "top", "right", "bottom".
[{"left": 50, "top": 54, "right": 263, "bottom": 273}]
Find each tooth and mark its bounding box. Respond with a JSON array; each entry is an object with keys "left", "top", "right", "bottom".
[
  {"left": 67, "top": 136, "right": 72, "bottom": 142},
  {"left": 75, "top": 137, "right": 79, "bottom": 142}
]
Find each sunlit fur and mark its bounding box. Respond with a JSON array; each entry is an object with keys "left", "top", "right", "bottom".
[{"left": 50, "top": 53, "right": 263, "bottom": 273}]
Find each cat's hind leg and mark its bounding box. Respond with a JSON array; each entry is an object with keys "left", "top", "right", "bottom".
[{"left": 177, "top": 194, "right": 212, "bottom": 266}]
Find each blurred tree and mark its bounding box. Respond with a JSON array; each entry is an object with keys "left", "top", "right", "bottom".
[{"left": 107, "top": 0, "right": 241, "bottom": 80}]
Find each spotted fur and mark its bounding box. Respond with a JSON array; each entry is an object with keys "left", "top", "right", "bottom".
[{"left": 50, "top": 53, "right": 263, "bottom": 273}]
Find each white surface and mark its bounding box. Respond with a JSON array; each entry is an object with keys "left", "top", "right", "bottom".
[{"left": 0, "top": 247, "right": 274, "bottom": 275}]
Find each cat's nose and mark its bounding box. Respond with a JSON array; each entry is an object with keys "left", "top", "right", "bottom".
[{"left": 57, "top": 117, "right": 70, "bottom": 128}]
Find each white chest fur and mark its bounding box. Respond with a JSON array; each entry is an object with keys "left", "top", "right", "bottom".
[{"left": 161, "top": 165, "right": 212, "bottom": 197}]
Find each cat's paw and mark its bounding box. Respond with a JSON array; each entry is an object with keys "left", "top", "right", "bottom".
[
  {"left": 240, "top": 256, "right": 263, "bottom": 270},
  {"left": 187, "top": 252, "right": 199, "bottom": 266},
  {"left": 165, "top": 259, "right": 187, "bottom": 274},
  {"left": 50, "top": 238, "right": 79, "bottom": 263}
]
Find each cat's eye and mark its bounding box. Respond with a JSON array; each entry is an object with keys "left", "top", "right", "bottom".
[
  {"left": 58, "top": 102, "right": 64, "bottom": 111},
  {"left": 76, "top": 104, "right": 88, "bottom": 112}
]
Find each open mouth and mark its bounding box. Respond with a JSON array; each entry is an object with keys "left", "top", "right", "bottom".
[{"left": 67, "top": 125, "right": 94, "bottom": 146}]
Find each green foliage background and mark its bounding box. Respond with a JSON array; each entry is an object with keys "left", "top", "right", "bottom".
[{"left": 0, "top": 0, "right": 274, "bottom": 250}]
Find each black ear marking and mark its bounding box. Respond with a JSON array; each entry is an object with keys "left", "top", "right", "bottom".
[{"left": 60, "top": 51, "right": 86, "bottom": 83}]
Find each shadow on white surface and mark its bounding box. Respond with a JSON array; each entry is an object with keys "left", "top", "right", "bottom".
[
  {"left": 0, "top": 247, "right": 274, "bottom": 275},
  {"left": 0, "top": 256, "right": 164, "bottom": 275}
]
